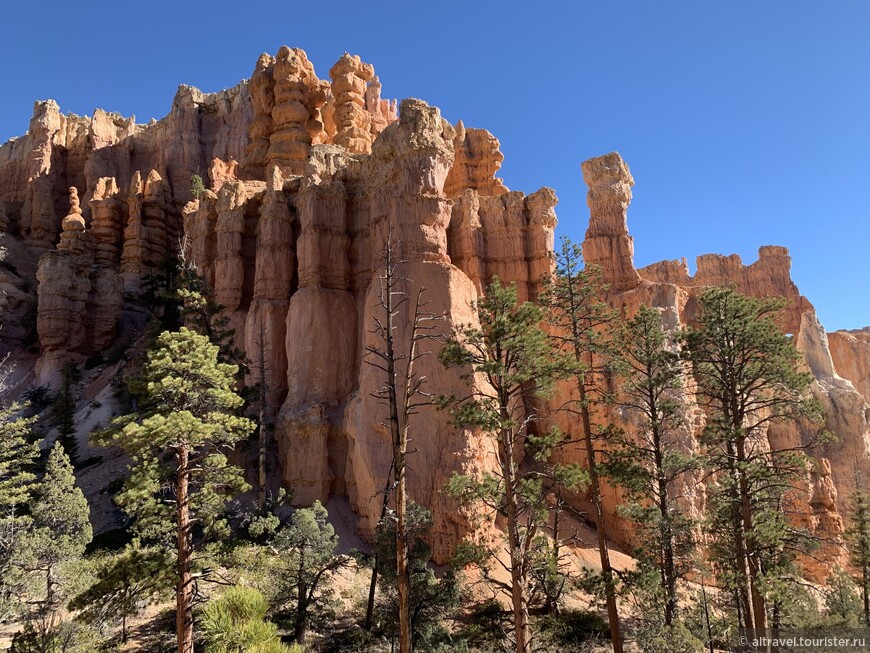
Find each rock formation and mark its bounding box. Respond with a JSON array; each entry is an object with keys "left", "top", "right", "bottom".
[
  {"left": 35, "top": 187, "right": 122, "bottom": 384},
  {"left": 244, "top": 54, "right": 276, "bottom": 179},
  {"left": 89, "top": 177, "right": 124, "bottom": 266},
  {"left": 828, "top": 328, "right": 870, "bottom": 403},
  {"left": 268, "top": 47, "right": 328, "bottom": 177},
  {"left": 245, "top": 165, "right": 294, "bottom": 408},
  {"left": 329, "top": 54, "right": 376, "bottom": 155},
  {"left": 1, "top": 48, "right": 867, "bottom": 577},
  {"left": 444, "top": 121, "right": 509, "bottom": 198},
  {"left": 581, "top": 153, "right": 641, "bottom": 292},
  {"left": 561, "top": 152, "right": 867, "bottom": 573}
]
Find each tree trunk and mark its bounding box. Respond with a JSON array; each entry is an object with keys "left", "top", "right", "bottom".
[
  {"left": 257, "top": 322, "right": 268, "bottom": 511},
  {"left": 736, "top": 437, "right": 767, "bottom": 631},
  {"left": 727, "top": 439, "right": 755, "bottom": 631},
  {"left": 578, "top": 379, "right": 623, "bottom": 653},
  {"left": 382, "top": 248, "right": 412, "bottom": 653},
  {"left": 396, "top": 442, "right": 411, "bottom": 653},
  {"left": 294, "top": 600, "right": 308, "bottom": 643},
  {"left": 295, "top": 555, "right": 308, "bottom": 642},
  {"left": 364, "top": 464, "right": 394, "bottom": 631},
  {"left": 700, "top": 576, "right": 715, "bottom": 653},
  {"left": 653, "top": 426, "right": 677, "bottom": 626},
  {"left": 864, "top": 561, "right": 870, "bottom": 626},
  {"left": 500, "top": 421, "right": 532, "bottom": 653},
  {"left": 176, "top": 445, "right": 194, "bottom": 653}
]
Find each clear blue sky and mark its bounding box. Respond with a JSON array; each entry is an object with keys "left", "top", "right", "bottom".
[{"left": 1, "top": 1, "right": 867, "bottom": 330}]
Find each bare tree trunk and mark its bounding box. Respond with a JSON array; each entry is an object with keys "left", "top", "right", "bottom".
[
  {"left": 294, "top": 554, "right": 308, "bottom": 643},
  {"left": 367, "top": 240, "right": 440, "bottom": 650},
  {"left": 700, "top": 574, "right": 715, "bottom": 653},
  {"left": 395, "top": 442, "right": 411, "bottom": 653},
  {"left": 653, "top": 426, "right": 677, "bottom": 626},
  {"left": 381, "top": 246, "right": 412, "bottom": 653},
  {"left": 546, "top": 493, "right": 563, "bottom": 616},
  {"left": 502, "top": 424, "right": 532, "bottom": 653},
  {"left": 176, "top": 445, "right": 193, "bottom": 653}
]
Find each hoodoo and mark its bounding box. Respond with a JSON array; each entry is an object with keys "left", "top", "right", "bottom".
[{"left": 0, "top": 46, "right": 867, "bottom": 574}]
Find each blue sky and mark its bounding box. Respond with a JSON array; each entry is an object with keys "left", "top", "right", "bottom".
[{"left": 1, "top": 1, "right": 867, "bottom": 329}]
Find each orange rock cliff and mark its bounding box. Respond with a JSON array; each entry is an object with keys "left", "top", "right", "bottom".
[{"left": 0, "top": 47, "right": 867, "bottom": 572}]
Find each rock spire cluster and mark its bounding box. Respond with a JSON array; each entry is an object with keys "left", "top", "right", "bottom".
[{"left": 0, "top": 47, "right": 866, "bottom": 576}]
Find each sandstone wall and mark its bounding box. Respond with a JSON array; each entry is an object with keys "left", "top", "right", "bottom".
[{"left": 1, "top": 48, "right": 867, "bottom": 574}]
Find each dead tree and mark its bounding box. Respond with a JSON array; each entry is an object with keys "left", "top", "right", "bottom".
[{"left": 364, "top": 239, "right": 442, "bottom": 653}]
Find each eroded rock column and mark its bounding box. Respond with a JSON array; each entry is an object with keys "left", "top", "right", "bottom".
[
  {"left": 244, "top": 54, "right": 276, "bottom": 179},
  {"left": 89, "top": 177, "right": 124, "bottom": 266},
  {"left": 268, "top": 47, "right": 327, "bottom": 177},
  {"left": 245, "top": 166, "right": 295, "bottom": 409},
  {"left": 329, "top": 54, "right": 375, "bottom": 155},
  {"left": 581, "top": 152, "right": 640, "bottom": 292}
]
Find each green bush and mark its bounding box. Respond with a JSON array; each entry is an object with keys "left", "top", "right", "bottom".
[
  {"left": 459, "top": 600, "right": 507, "bottom": 648},
  {"left": 635, "top": 622, "right": 703, "bottom": 653},
  {"left": 201, "top": 586, "right": 292, "bottom": 653},
  {"left": 536, "top": 609, "right": 610, "bottom": 648}
]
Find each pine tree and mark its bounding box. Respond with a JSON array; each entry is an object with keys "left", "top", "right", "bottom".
[
  {"left": 682, "top": 287, "right": 819, "bottom": 632},
  {"left": 539, "top": 237, "right": 623, "bottom": 652},
  {"left": 847, "top": 483, "right": 870, "bottom": 625},
  {"left": 440, "top": 278, "right": 576, "bottom": 653},
  {"left": 607, "top": 305, "right": 697, "bottom": 628},
  {"left": 70, "top": 543, "right": 172, "bottom": 643},
  {"left": 190, "top": 175, "right": 205, "bottom": 201},
  {"left": 176, "top": 238, "right": 245, "bottom": 369},
  {"left": 99, "top": 327, "right": 254, "bottom": 653},
  {"left": 274, "top": 501, "right": 347, "bottom": 644},
  {"left": 27, "top": 441, "right": 92, "bottom": 645},
  {"left": 823, "top": 566, "right": 863, "bottom": 627},
  {"left": 0, "top": 401, "right": 38, "bottom": 621}
]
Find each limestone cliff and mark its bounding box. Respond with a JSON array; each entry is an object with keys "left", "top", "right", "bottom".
[{"left": 0, "top": 48, "right": 867, "bottom": 573}]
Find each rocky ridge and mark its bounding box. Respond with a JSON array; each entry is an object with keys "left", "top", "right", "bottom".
[{"left": 0, "top": 47, "right": 867, "bottom": 573}]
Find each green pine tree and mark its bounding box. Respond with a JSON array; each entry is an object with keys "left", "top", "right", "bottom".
[
  {"left": 538, "top": 236, "right": 623, "bottom": 652},
  {"left": 682, "top": 287, "right": 820, "bottom": 632},
  {"left": 823, "top": 566, "right": 863, "bottom": 627},
  {"left": 440, "top": 277, "right": 578, "bottom": 653},
  {"left": 606, "top": 305, "right": 698, "bottom": 629},
  {"left": 274, "top": 501, "right": 347, "bottom": 644},
  {"left": 0, "top": 401, "right": 39, "bottom": 621},
  {"left": 372, "top": 502, "right": 460, "bottom": 649},
  {"left": 27, "top": 441, "right": 92, "bottom": 646},
  {"left": 69, "top": 542, "right": 172, "bottom": 643},
  {"left": 190, "top": 175, "right": 205, "bottom": 201},
  {"left": 847, "top": 485, "right": 870, "bottom": 625},
  {"left": 98, "top": 327, "right": 254, "bottom": 653},
  {"left": 176, "top": 238, "right": 245, "bottom": 370}
]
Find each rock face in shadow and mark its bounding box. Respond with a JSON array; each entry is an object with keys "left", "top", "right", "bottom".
[{"left": 2, "top": 50, "right": 868, "bottom": 573}]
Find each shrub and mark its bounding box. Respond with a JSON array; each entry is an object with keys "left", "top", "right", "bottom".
[
  {"left": 201, "top": 586, "right": 291, "bottom": 653},
  {"left": 536, "top": 610, "right": 610, "bottom": 648}
]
